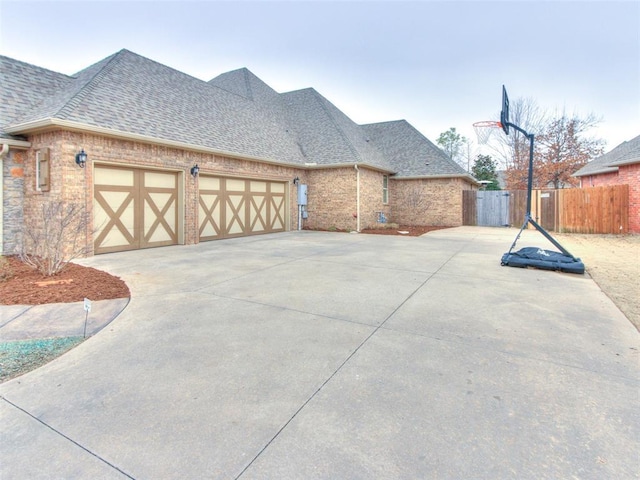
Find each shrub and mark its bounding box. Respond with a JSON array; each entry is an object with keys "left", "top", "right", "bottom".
[{"left": 18, "top": 202, "right": 90, "bottom": 276}]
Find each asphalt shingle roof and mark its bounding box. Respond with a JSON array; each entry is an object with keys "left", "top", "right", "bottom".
[
  {"left": 1, "top": 49, "right": 475, "bottom": 182},
  {"left": 574, "top": 134, "right": 640, "bottom": 177},
  {"left": 362, "top": 120, "right": 469, "bottom": 178},
  {"left": 0, "top": 55, "right": 74, "bottom": 139}
]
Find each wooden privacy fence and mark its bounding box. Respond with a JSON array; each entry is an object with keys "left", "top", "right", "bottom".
[{"left": 463, "top": 185, "right": 629, "bottom": 234}]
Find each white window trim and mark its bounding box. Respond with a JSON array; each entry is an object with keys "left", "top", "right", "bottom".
[{"left": 382, "top": 175, "right": 389, "bottom": 204}]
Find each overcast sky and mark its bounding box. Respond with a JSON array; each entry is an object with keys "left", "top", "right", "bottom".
[{"left": 1, "top": 0, "right": 638, "bottom": 155}]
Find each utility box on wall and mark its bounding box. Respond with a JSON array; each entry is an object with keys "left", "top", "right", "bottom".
[{"left": 297, "top": 184, "right": 308, "bottom": 205}]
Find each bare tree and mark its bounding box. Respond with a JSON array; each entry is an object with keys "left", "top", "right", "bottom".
[
  {"left": 535, "top": 111, "right": 605, "bottom": 188},
  {"left": 488, "top": 97, "right": 547, "bottom": 187}
]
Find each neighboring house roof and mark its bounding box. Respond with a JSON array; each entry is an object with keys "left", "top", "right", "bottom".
[
  {"left": 573, "top": 134, "right": 640, "bottom": 177},
  {"left": 1, "top": 49, "right": 473, "bottom": 181}
]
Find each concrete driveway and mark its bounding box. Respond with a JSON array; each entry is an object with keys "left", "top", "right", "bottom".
[{"left": 1, "top": 227, "right": 638, "bottom": 479}]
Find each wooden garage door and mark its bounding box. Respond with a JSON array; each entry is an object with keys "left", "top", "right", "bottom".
[
  {"left": 199, "top": 176, "right": 286, "bottom": 241},
  {"left": 94, "top": 166, "right": 179, "bottom": 254}
]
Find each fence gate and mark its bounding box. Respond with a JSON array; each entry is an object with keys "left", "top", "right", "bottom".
[{"left": 477, "top": 191, "right": 510, "bottom": 227}]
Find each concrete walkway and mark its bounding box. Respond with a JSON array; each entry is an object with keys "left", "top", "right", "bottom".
[
  {"left": 0, "top": 298, "right": 129, "bottom": 341},
  {"left": 1, "top": 227, "right": 638, "bottom": 479}
]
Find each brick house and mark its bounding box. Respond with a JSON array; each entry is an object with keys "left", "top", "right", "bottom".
[
  {"left": 1, "top": 49, "right": 478, "bottom": 256},
  {"left": 573, "top": 135, "right": 640, "bottom": 233}
]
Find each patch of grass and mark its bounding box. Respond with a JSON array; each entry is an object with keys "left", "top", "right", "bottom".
[{"left": 0, "top": 337, "right": 84, "bottom": 382}]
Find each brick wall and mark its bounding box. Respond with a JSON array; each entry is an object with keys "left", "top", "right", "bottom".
[
  {"left": 2, "top": 149, "right": 25, "bottom": 255},
  {"left": 390, "top": 177, "right": 474, "bottom": 226},
  {"left": 304, "top": 167, "right": 357, "bottom": 231},
  {"left": 618, "top": 164, "right": 640, "bottom": 233},
  {"left": 22, "top": 130, "right": 303, "bottom": 256},
  {"left": 580, "top": 171, "right": 620, "bottom": 187},
  {"left": 358, "top": 168, "right": 389, "bottom": 229}
]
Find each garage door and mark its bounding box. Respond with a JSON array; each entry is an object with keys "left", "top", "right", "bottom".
[
  {"left": 199, "top": 176, "right": 286, "bottom": 240},
  {"left": 94, "top": 166, "right": 179, "bottom": 254}
]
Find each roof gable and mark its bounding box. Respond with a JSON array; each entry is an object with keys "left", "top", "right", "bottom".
[
  {"left": 2, "top": 49, "right": 473, "bottom": 180},
  {"left": 0, "top": 55, "right": 74, "bottom": 138},
  {"left": 281, "top": 88, "right": 393, "bottom": 171},
  {"left": 362, "top": 120, "right": 469, "bottom": 178}
]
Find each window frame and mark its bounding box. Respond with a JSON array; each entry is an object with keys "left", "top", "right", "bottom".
[{"left": 382, "top": 174, "right": 389, "bottom": 204}]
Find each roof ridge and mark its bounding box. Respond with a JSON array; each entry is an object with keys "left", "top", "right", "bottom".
[
  {"left": 241, "top": 68, "right": 254, "bottom": 100},
  {"left": 0, "top": 55, "right": 74, "bottom": 79},
  {"left": 54, "top": 50, "right": 124, "bottom": 119},
  {"left": 309, "top": 89, "right": 363, "bottom": 163}
]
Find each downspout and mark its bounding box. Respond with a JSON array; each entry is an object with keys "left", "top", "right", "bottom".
[
  {"left": 0, "top": 144, "right": 9, "bottom": 255},
  {"left": 354, "top": 164, "right": 361, "bottom": 232}
]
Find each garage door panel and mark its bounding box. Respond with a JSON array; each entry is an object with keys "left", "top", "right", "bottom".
[
  {"left": 143, "top": 193, "right": 177, "bottom": 246},
  {"left": 199, "top": 193, "right": 221, "bottom": 240},
  {"left": 249, "top": 195, "right": 267, "bottom": 232},
  {"left": 94, "top": 166, "right": 178, "bottom": 254},
  {"left": 226, "top": 194, "right": 246, "bottom": 235},
  {"left": 270, "top": 195, "right": 285, "bottom": 230},
  {"left": 198, "top": 176, "right": 287, "bottom": 242},
  {"left": 95, "top": 167, "right": 134, "bottom": 186}
]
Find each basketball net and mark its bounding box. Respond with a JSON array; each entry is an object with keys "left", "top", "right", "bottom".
[{"left": 473, "top": 121, "right": 502, "bottom": 145}]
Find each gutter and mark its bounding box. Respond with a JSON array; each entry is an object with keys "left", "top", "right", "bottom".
[
  {"left": 394, "top": 173, "right": 481, "bottom": 186},
  {"left": 5, "top": 118, "right": 302, "bottom": 169},
  {"left": 5, "top": 118, "right": 399, "bottom": 175},
  {"left": 354, "top": 164, "right": 361, "bottom": 232},
  {"left": 0, "top": 143, "right": 7, "bottom": 255}
]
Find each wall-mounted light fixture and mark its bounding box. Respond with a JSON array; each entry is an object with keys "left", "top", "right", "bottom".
[
  {"left": 293, "top": 176, "right": 299, "bottom": 185},
  {"left": 75, "top": 149, "right": 87, "bottom": 168},
  {"left": 190, "top": 164, "right": 200, "bottom": 177}
]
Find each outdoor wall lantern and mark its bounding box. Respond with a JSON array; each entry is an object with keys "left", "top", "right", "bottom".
[
  {"left": 293, "top": 176, "right": 299, "bottom": 185},
  {"left": 190, "top": 164, "right": 200, "bottom": 177},
  {"left": 75, "top": 149, "right": 87, "bottom": 168}
]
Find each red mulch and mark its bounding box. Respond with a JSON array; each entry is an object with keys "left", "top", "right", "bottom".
[{"left": 0, "top": 256, "right": 130, "bottom": 306}]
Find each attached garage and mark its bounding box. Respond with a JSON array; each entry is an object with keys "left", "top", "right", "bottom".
[
  {"left": 94, "top": 165, "right": 180, "bottom": 254},
  {"left": 199, "top": 176, "right": 287, "bottom": 240}
]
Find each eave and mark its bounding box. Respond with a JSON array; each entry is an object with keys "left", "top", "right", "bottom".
[
  {"left": 4, "top": 118, "right": 303, "bottom": 170},
  {"left": 393, "top": 173, "right": 481, "bottom": 186}
]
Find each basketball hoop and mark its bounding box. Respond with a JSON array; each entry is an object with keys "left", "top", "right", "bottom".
[{"left": 473, "top": 120, "right": 502, "bottom": 144}]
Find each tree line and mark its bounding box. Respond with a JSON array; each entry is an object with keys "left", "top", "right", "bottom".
[{"left": 436, "top": 97, "right": 606, "bottom": 190}]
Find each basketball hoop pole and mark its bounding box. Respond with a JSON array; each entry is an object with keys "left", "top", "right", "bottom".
[{"left": 502, "top": 121, "right": 577, "bottom": 259}]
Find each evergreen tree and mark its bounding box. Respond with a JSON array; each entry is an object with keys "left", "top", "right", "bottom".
[{"left": 471, "top": 154, "right": 500, "bottom": 190}]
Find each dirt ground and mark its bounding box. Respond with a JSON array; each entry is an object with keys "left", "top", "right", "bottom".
[
  {"left": 554, "top": 233, "right": 640, "bottom": 331},
  {"left": 0, "top": 230, "right": 638, "bottom": 331}
]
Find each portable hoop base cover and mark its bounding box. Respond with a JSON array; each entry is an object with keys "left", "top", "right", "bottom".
[{"left": 501, "top": 247, "right": 585, "bottom": 274}]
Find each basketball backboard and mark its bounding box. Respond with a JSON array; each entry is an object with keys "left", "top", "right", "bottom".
[{"left": 500, "top": 85, "right": 510, "bottom": 135}]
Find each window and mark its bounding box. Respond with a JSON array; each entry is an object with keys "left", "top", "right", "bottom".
[
  {"left": 382, "top": 175, "right": 388, "bottom": 204},
  {"left": 36, "top": 148, "right": 50, "bottom": 192}
]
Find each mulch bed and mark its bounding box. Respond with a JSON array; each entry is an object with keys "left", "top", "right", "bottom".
[{"left": 0, "top": 256, "right": 130, "bottom": 306}]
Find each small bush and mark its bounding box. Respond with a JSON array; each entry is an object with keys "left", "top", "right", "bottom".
[{"left": 18, "top": 202, "right": 90, "bottom": 276}]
